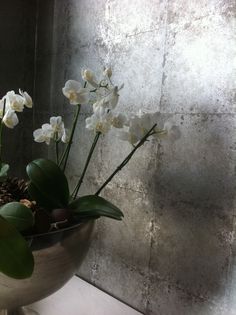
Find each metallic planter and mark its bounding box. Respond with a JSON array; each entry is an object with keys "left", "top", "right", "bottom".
[{"left": 0, "top": 220, "right": 95, "bottom": 315}]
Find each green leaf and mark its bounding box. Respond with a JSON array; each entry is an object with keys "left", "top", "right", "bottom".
[
  {"left": 0, "top": 163, "right": 9, "bottom": 181},
  {"left": 26, "top": 159, "right": 69, "bottom": 210},
  {"left": 0, "top": 215, "right": 34, "bottom": 279},
  {"left": 69, "top": 195, "right": 124, "bottom": 221},
  {"left": 0, "top": 202, "right": 34, "bottom": 232}
]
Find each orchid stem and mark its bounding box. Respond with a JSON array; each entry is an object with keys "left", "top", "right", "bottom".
[
  {"left": 55, "top": 140, "right": 59, "bottom": 165},
  {"left": 59, "top": 82, "right": 87, "bottom": 172},
  {"left": 59, "top": 104, "right": 81, "bottom": 171},
  {"left": 72, "top": 132, "right": 101, "bottom": 199},
  {"left": 95, "top": 124, "right": 157, "bottom": 196}
]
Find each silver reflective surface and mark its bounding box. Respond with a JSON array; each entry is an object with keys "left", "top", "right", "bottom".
[{"left": 0, "top": 220, "right": 94, "bottom": 312}]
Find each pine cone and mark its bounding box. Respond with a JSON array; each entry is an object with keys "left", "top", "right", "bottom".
[{"left": 0, "top": 177, "right": 30, "bottom": 206}]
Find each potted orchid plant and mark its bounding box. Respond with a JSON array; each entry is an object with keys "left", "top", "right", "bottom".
[{"left": 0, "top": 68, "right": 166, "bottom": 280}]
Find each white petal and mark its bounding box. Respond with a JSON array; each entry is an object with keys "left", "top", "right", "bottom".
[
  {"left": 50, "top": 116, "right": 62, "bottom": 128},
  {"left": 6, "top": 91, "right": 25, "bottom": 112},
  {"left": 108, "top": 87, "right": 119, "bottom": 109},
  {"left": 42, "top": 123, "right": 53, "bottom": 131},
  {"left": 81, "top": 69, "right": 98, "bottom": 88},
  {"left": 64, "top": 80, "right": 82, "bottom": 91},
  {"left": 75, "top": 89, "right": 90, "bottom": 105},
  {"left": 3, "top": 109, "right": 19, "bottom": 128},
  {"left": 111, "top": 113, "right": 127, "bottom": 128},
  {"left": 99, "top": 87, "right": 119, "bottom": 110},
  {"left": 33, "top": 129, "right": 45, "bottom": 143},
  {"left": 93, "top": 99, "right": 103, "bottom": 112},
  {"left": 62, "top": 80, "right": 82, "bottom": 102},
  {"left": 61, "top": 129, "right": 69, "bottom": 143},
  {"left": 103, "top": 67, "right": 112, "bottom": 78},
  {"left": 81, "top": 69, "right": 94, "bottom": 82},
  {"left": 85, "top": 116, "right": 95, "bottom": 130},
  {"left": 19, "top": 89, "right": 33, "bottom": 108}
]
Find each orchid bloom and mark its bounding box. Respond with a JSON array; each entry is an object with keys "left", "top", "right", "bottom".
[
  {"left": 19, "top": 89, "right": 33, "bottom": 108},
  {"left": 2, "top": 109, "right": 19, "bottom": 129},
  {"left": 0, "top": 89, "right": 32, "bottom": 128},
  {"left": 118, "top": 112, "right": 158, "bottom": 145},
  {"left": 50, "top": 116, "right": 65, "bottom": 140},
  {"left": 5, "top": 91, "right": 25, "bottom": 112},
  {"left": 61, "top": 128, "right": 69, "bottom": 143},
  {"left": 33, "top": 124, "right": 54, "bottom": 145},
  {"left": 103, "top": 67, "right": 112, "bottom": 78},
  {"left": 33, "top": 116, "right": 68, "bottom": 145},
  {"left": 62, "top": 80, "right": 89, "bottom": 105},
  {"left": 86, "top": 107, "right": 113, "bottom": 134},
  {"left": 93, "top": 86, "right": 120, "bottom": 112},
  {"left": 111, "top": 113, "right": 127, "bottom": 129},
  {"left": 81, "top": 69, "right": 98, "bottom": 88}
]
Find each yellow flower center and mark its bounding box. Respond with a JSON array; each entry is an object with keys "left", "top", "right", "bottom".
[{"left": 68, "top": 91, "right": 78, "bottom": 102}]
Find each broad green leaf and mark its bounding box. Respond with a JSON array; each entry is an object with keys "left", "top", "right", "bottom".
[
  {"left": 0, "top": 215, "right": 34, "bottom": 279},
  {"left": 26, "top": 159, "right": 69, "bottom": 210},
  {"left": 0, "top": 202, "right": 34, "bottom": 232},
  {"left": 0, "top": 163, "right": 9, "bottom": 181},
  {"left": 69, "top": 195, "right": 124, "bottom": 221}
]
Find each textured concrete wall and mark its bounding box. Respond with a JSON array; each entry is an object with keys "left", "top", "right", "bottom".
[
  {"left": 33, "top": 1, "right": 236, "bottom": 314},
  {"left": 0, "top": 1, "right": 36, "bottom": 177}
]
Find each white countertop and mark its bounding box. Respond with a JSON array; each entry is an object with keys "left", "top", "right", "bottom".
[{"left": 29, "top": 276, "right": 142, "bottom": 315}]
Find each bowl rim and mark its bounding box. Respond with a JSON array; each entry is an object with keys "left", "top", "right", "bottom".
[{"left": 24, "top": 219, "right": 92, "bottom": 240}]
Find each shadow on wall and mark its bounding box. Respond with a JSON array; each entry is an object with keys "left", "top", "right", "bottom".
[{"left": 148, "top": 112, "right": 235, "bottom": 308}]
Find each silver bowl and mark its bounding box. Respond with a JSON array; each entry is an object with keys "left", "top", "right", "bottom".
[{"left": 0, "top": 220, "right": 95, "bottom": 315}]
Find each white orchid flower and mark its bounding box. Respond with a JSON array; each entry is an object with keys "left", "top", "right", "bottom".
[
  {"left": 92, "top": 99, "right": 104, "bottom": 112},
  {"left": 105, "top": 86, "right": 119, "bottom": 109},
  {"left": 50, "top": 116, "right": 65, "bottom": 139},
  {"left": 2, "top": 109, "right": 19, "bottom": 129},
  {"left": 5, "top": 91, "right": 25, "bottom": 112},
  {"left": 62, "top": 80, "right": 90, "bottom": 105},
  {"left": 103, "top": 67, "right": 112, "bottom": 78},
  {"left": 81, "top": 69, "right": 98, "bottom": 88},
  {"left": 118, "top": 112, "right": 158, "bottom": 145},
  {"left": 111, "top": 113, "right": 127, "bottom": 129},
  {"left": 33, "top": 123, "right": 54, "bottom": 145},
  {"left": 86, "top": 107, "right": 112, "bottom": 134},
  {"left": 19, "top": 89, "right": 33, "bottom": 108},
  {"left": 93, "top": 86, "right": 119, "bottom": 112},
  {"left": 117, "top": 130, "right": 138, "bottom": 144},
  {"left": 61, "top": 129, "right": 69, "bottom": 143},
  {"left": 33, "top": 116, "right": 68, "bottom": 145}
]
